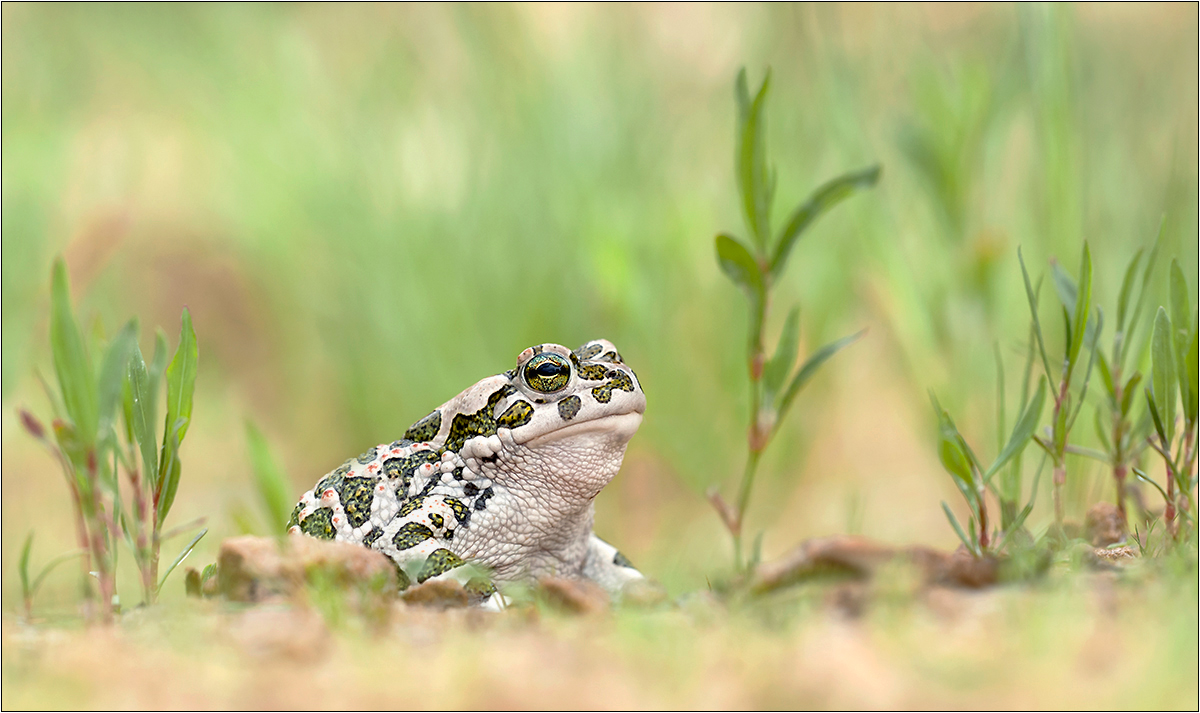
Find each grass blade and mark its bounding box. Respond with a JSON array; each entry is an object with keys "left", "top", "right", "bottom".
[
  {"left": 777, "top": 329, "right": 865, "bottom": 422},
  {"left": 1018, "top": 249, "right": 1054, "bottom": 387},
  {"left": 1168, "top": 259, "right": 1195, "bottom": 422},
  {"left": 763, "top": 306, "right": 800, "bottom": 399},
  {"left": 1067, "top": 242, "right": 1092, "bottom": 384},
  {"left": 49, "top": 257, "right": 98, "bottom": 446},
  {"left": 737, "top": 70, "right": 771, "bottom": 249},
  {"left": 1120, "top": 223, "right": 1162, "bottom": 367},
  {"left": 19, "top": 532, "right": 33, "bottom": 601},
  {"left": 96, "top": 320, "right": 138, "bottom": 439},
  {"left": 1115, "top": 248, "right": 1144, "bottom": 337},
  {"left": 985, "top": 377, "right": 1047, "bottom": 482},
  {"left": 769, "top": 164, "right": 881, "bottom": 278},
  {"left": 156, "top": 308, "right": 198, "bottom": 524},
  {"left": 1150, "top": 307, "right": 1176, "bottom": 446},
  {"left": 245, "top": 421, "right": 294, "bottom": 534},
  {"left": 157, "top": 528, "right": 207, "bottom": 592},
  {"left": 930, "top": 391, "right": 975, "bottom": 490},
  {"left": 126, "top": 344, "right": 158, "bottom": 486},
  {"left": 941, "top": 502, "right": 974, "bottom": 553}
]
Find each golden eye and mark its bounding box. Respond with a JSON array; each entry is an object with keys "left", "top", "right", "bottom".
[{"left": 523, "top": 353, "right": 571, "bottom": 393}]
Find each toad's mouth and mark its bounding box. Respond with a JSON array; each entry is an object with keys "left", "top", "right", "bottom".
[{"left": 518, "top": 411, "right": 644, "bottom": 449}]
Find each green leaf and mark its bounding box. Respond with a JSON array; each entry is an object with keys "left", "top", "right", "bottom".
[
  {"left": 942, "top": 502, "right": 974, "bottom": 554},
  {"left": 19, "top": 532, "right": 33, "bottom": 600},
  {"left": 1150, "top": 307, "right": 1176, "bottom": 446},
  {"left": 1132, "top": 466, "right": 1169, "bottom": 504},
  {"left": 1145, "top": 387, "right": 1167, "bottom": 449},
  {"left": 736, "top": 70, "right": 771, "bottom": 250},
  {"left": 777, "top": 330, "right": 865, "bottom": 422},
  {"left": 769, "top": 164, "right": 881, "bottom": 279},
  {"left": 715, "top": 233, "right": 765, "bottom": 299},
  {"left": 156, "top": 308, "right": 198, "bottom": 520},
  {"left": 984, "top": 377, "right": 1047, "bottom": 481},
  {"left": 1018, "top": 249, "right": 1054, "bottom": 386},
  {"left": 245, "top": 421, "right": 294, "bottom": 534},
  {"left": 930, "top": 392, "right": 974, "bottom": 490},
  {"left": 1066, "top": 242, "right": 1093, "bottom": 384},
  {"left": 49, "top": 258, "right": 98, "bottom": 446},
  {"left": 1115, "top": 248, "right": 1143, "bottom": 336},
  {"left": 1120, "top": 225, "right": 1161, "bottom": 368},
  {"left": 1120, "top": 371, "right": 1142, "bottom": 417},
  {"left": 1168, "top": 260, "right": 1195, "bottom": 422},
  {"left": 763, "top": 306, "right": 800, "bottom": 399},
  {"left": 1093, "top": 408, "right": 1112, "bottom": 453},
  {"left": 126, "top": 344, "right": 158, "bottom": 486},
  {"left": 157, "top": 528, "right": 207, "bottom": 592},
  {"left": 1187, "top": 325, "right": 1198, "bottom": 424},
  {"left": 96, "top": 320, "right": 138, "bottom": 439},
  {"left": 1096, "top": 350, "right": 1116, "bottom": 405},
  {"left": 1050, "top": 261, "right": 1077, "bottom": 317}
]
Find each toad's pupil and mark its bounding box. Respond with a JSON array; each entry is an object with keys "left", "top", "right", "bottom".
[{"left": 536, "top": 362, "right": 566, "bottom": 377}]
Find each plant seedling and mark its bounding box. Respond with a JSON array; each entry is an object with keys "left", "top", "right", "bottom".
[{"left": 708, "top": 68, "right": 879, "bottom": 571}]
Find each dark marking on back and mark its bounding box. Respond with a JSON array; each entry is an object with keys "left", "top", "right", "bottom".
[
  {"left": 405, "top": 409, "right": 442, "bottom": 442},
  {"left": 356, "top": 447, "right": 378, "bottom": 464},
  {"left": 340, "top": 476, "right": 375, "bottom": 528},
  {"left": 417, "top": 548, "right": 465, "bottom": 583},
  {"left": 574, "top": 342, "right": 603, "bottom": 360},
  {"left": 300, "top": 507, "right": 335, "bottom": 540},
  {"left": 392, "top": 522, "right": 434, "bottom": 551},
  {"left": 591, "top": 370, "right": 635, "bottom": 404},
  {"left": 577, "top": 363, "right": 608, "bottom": 381}
]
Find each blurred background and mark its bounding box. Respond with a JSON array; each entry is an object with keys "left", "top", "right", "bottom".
[{"left": 2, "top": 3, "right": 1197, "bottom": 608}]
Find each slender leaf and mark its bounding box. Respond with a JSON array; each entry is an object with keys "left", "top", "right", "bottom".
[
  {"left": 777, "top": 330, "right": 865, "bottom": 421},
  {"left": 1066, "top": 242, "right": 1092, "bottom": 383},
  {"left": 126, "top": 344, "right": 158, "bottom": 485},
  {"left": 19, "top": 532, "right": 33, "bottom": 599},
  {"left": 1093, "top": 408, "right": 1112, "bottom": 453},
  {"left": 1145, "top": 387, "right": 1167, "bottom": 449},
  {"left": 157, "top": 308, "right": 198, "bottom": 510},
  {"left": 1121, "top": 371, "right": 1143, "bottom": 417},
  {"left": 1115, "top": 248, "right": 1143, "bottom": 336},
  {"left": 985, "top": 377, "right": 1047, "bottom": 481},
  {"left": 930, "top": 392, "right": 974, "bottom": 489},
  {"left": 246, "top": 421, "right": 294, "bottom": 534},
  {"left": 96, "top": 320, "right": 138, "bottom": 438},
  {"left": 1018, "top": 250, "right": 1054, "bottom": 385},
  {"left": 1120, "top": 226, "right": 1161, "bottom": 367},
  {"left": 1150, "top": 307, "right": 1176, "bottom": 445},
  {"left": 1132, "top": 467, "right": 1170, "bottom": 503},
  {"left": 157, "top": 528, "right": 208, "bottom": 592},
  {"left": 49, "top": 258, "right": 98, "bottom": 445},
  {"left": 1187, "top": 325, "right": 1198, "bottom": 424},
  {"left": 763, "top": 306, "right": 800, "bottom": 398},
  {"left": 942, "top": 502, "right": 974, "bottom": 553},
  {"left": 1051, "top": 261, "right": 1077, "bottom": 317},
  {"left": 1096, "top": 350, "right": 1115, "bottom": 405},
  {"left": 715, "top": 233, "right": 765, "bottom": 300},
  {"left": 736, "top": 70, "right": 771, "bottom": 249},
  {"left": 770, "top": 165, "right": 881, "bottom": 278},
  {"left": 1169, "top": 260, "right": 1195, "bottom": 421},
  {"left": 1067, "top": 307, "right": 1103, "bottom": 432}
]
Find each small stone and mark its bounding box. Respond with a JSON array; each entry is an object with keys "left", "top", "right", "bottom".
[
  {"left": 1086, "top": 503, "right": 1126, "bottom": 547},
  {"left": 536, "top": 576, "right": 610, "bottom": 615}
]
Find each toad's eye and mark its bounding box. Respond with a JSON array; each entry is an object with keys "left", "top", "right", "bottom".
[{"left": 523, "top": 353, "right": 571, "bottom": 393}]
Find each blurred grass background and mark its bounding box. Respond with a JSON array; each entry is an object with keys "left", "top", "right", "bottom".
[{"left": 2, "top": 4, "right": 1197, "bottom": 609}]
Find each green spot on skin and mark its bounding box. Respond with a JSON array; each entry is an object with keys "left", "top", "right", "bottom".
[
  {"left": 464, "top": 576, "right": 497, "bottom": 599},
  {"left": 398, "top": 496, "right": 426, "bottom": 518},
  {"left": 394, "top": 564, "right": 411, "bottom": 591},
  {"left": 429, "top": 513, "right": 445, "bottom": 529},
  {"left": 417, "top": 548, "right": 466, "bottom": 583},
  {"left": 558, "top": 395, "right": 582, "bottom": 421},
  {"left": 444, "top": 497, "right": 471, "bottom": 524},
  {"left": 341, "top": 476, "right": 375, "bottom": 528},
  {"left": 300, "top": 508, "right": 336, "bottom": 540},
  {"left": 591, "top": 371, "right": 635, "bottom": 404},
  {"left": 286, "top": 502, "right": 303, "bottom": 530},
  {"left": 392, "top": 522, "right": 434, "bottom": 550},
  {"left": 405, "top": 409, "right": 442, "bottom": 442},
  {"left": 497, "top": 400, "right": 534, "bottom": 428},
  {"left": 574, "top": 342, "right": 603, "bottom": 359},
  {"left": 577, "top": 363, "right": 607, "bottom": 381}
]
